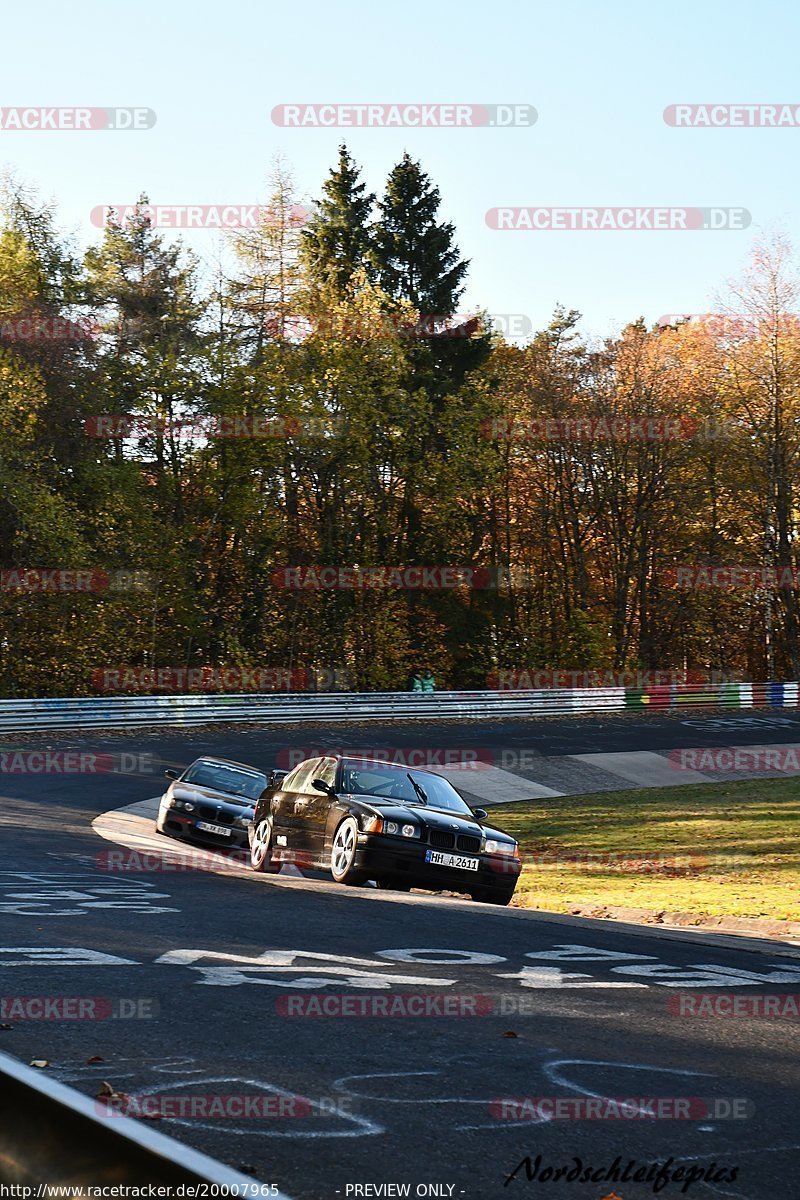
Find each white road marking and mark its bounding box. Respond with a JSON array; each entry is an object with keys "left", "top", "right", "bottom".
[
  {"left": 567, "top": 750, "right": 712, "bottom": 787},
  {"left": 524, "top": 943, "right": 657, "bottom": 963},
  {"left": 685, "top": 742, "right": 800, "bottom": 774},
  {"left": 611, "top": 962, "right": 800, "bottom": 986},
  {"left": 0, "top": 947, "right": 138, "bottom": 966},
  {"left": 375, "top": 948, "right": 505, "bottom": 965},
  {"left": 496, "top": 966, "right": 647, "bottom": 989},
  {"left": 0, "top": 871, "right": 177, "bottom": 916},
  {"left": 155, "top": 948, "right": 457, "bottom": 989},
  {"left": 542, "top": 1058, "right": 714, "bottom": 1120},
  {"left": 126, "top": 1076, "right": 382, "bottom": 1139},
  {"left": 93, "top": 798, "right": 301, "bottom": 878},
  {"left": 436, "top": 763, "right": 563, "bottom": 802}
]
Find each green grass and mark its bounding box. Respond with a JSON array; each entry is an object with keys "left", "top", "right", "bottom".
[{"left": 497, "top": 777, "right": 800, "bottom": 920}]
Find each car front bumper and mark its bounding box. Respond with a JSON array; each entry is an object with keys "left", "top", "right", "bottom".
[
  {"left": 353, "top": 834, "right": 521, "bottom": 894},
  {"left": 159, "top": 810, "right": 251, "bottom": 850}
]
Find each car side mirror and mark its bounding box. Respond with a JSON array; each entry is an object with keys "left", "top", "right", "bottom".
[
  {"left": 471, "top": 807, "right": 488, "bottom": 821},
  {"left": 164, "top": 768, "right": 180, "bottom": 781},
  {"left": 312, "top": 778, "right": 333, "bottom": 795}
]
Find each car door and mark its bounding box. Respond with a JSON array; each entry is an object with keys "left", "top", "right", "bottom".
[
  {"left": 278, "top": 757, "right": 322, "bottom": 854},
  {"left": 270, "top": 760, "right": 315, "bottom": 848},
  {"left": 303, "top": 756, "right": 338, "bottom": 861}
]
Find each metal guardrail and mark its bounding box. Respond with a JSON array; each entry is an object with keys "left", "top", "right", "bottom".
[
  {"left": 0, "top": 682, "right": 796, "bottom": 732},
  {"left": 0, "top": 1050, "right": 276, "bottom": 1189}
]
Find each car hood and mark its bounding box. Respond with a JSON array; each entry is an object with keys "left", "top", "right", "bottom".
[
  {"left": 355, "top": 799, "right": 515, "bottom": 845},
  {"left": 170, "top": 782, "right": 256, "bottom": 811}
]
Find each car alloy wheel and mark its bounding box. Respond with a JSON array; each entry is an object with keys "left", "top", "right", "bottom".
[
  {"left": 251, "top": 817, "right": 279, "bottom": 873},
  {"left": 330, "top": 817, "right": 367, "bottom": 885}
]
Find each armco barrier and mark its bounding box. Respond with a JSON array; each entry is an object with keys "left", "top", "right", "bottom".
[
  {"left": 0, "top": 1050, "right": 273, "bottom": 1189},
  {"left": 0, "top": 683, "right": 796, "bottom": 732}
]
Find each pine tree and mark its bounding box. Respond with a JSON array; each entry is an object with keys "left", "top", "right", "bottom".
[
  {"left": 374, "top": 152, "right": 467, "bottom": 315},
  {"left": 301, "top": 145, "right": 375, "bottom": 295},
  {"left": 373, "top": 153, "right": 491, "bottom": 398}
]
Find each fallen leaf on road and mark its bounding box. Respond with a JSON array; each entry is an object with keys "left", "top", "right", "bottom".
[
  {"left": 96, "top": 1080, "right": 129, "bottom": 1104},
  {"left": 29, "top": 1060, "right": 48, "bottom": 1068},
  {"left": 502, "top": 1030, "right": 519, "bottom": 1038}
]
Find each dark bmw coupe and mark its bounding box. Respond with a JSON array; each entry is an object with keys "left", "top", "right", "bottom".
[
  {"left": 156, "top": 756, "right": 268, "bottom": 850},
  {"left": 248, "top": 755, "right": 521, "bottom": 904}
]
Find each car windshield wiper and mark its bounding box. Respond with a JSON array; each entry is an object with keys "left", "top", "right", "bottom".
[{"left": 407, "top": 773, "right": 428, "bottom": 804}]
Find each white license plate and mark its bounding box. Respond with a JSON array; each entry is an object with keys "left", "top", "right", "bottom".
[
  {"left": 196, "top": 821, "right": 231, "bottom": 836},
  {"left": 425, "top": 849, "right": 479, "bottom": 871}
]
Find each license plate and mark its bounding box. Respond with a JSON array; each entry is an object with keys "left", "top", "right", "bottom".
[
  {"left": 196, "top": 821, "right": 231, "bottom": 836},
  {"left": 425, "top": 849, "right": 479, "bottom": 871}
]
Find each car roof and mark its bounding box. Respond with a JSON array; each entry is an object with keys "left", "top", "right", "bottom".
[
  {"left": 334, "top": 754, "right": 446, "bottom": 780},
  {"left": 190, "top": 756, "right": 266, "bottom": 775}
]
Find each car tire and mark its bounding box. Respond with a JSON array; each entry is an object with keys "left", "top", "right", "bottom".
[
  {"left": 471, "top": 888, "right": 514, "bottom": 906},
  {"left": 250, "top": 816, "right": 280, "bottom": 873},
  {"left": 330, "top": 817, "right": 368, "bottom": 885}
]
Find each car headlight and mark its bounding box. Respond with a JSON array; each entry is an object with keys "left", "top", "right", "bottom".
[
  {"left": 171, "top": 799, "right": 195, "bottom": 812},
  {"left": 361, "top": 816, "right": 419, "bottom": 838},
  {"left": 485, "top": 839, "right": 518, "bottom": 856}
]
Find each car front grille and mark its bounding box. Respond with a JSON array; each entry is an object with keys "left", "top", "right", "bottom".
[
  {"left": 428, "top": 829, "right": 456, "bottom": 849},
  {"left": 456, "top": 835, "right": 481, "bottom": 853},
  {"left": 195, "top": 805, "right": 235, "bottom": 824}
]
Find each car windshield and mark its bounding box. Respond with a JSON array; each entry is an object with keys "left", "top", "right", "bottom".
[
  {"left": 339, "top": 760, "right": 473, "bottom": 815},
  {"left": 182, "top": 761, "right": 266, "bottom": 801}
]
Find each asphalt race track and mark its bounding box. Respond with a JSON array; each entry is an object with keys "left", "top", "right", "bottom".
[{"left": 2, "top": 710, "right": 800, "bottom": 1199}]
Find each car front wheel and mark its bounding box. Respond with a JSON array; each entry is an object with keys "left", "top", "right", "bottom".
[
  {"left": 250, "top": 817, "right": 279, "bottom": 873},
  {"left": 330, "top": 817, "right": 368, "bottom": 885}
]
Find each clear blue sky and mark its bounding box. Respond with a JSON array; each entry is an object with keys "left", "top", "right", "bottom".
[{"left": 1, "top": 0, "right": 797, "bottom": 338}]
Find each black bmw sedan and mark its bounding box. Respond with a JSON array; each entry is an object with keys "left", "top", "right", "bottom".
[
  {"left": 248, "top": 755, "right": 522, "bottom": 904},
  {"left": 156, "top": 756, "right": 268, "bottom": 850}
]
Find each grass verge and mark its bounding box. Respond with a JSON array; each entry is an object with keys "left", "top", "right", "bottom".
[{"left": 496, "top": 777, "right": 800, "bottom": 920}]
